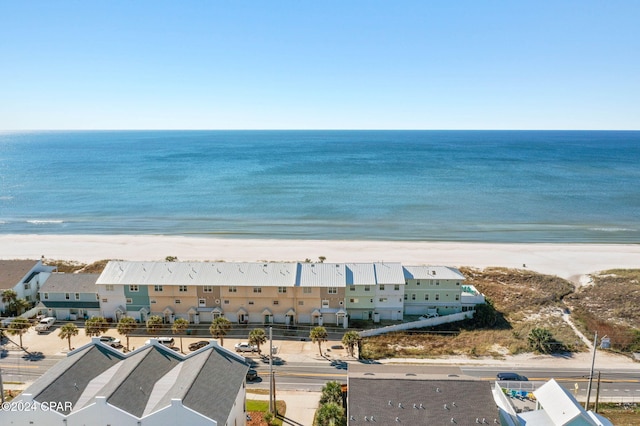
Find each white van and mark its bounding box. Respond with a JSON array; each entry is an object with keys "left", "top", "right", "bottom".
[
  {"left": 145, "top": 337, "right": 175, "bottom": 346},
  {"left": 35, "top": 317, "right": 56, "bottom": 333}
]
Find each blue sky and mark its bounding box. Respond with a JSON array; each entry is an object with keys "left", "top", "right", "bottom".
[{"left": 1, "top": 1, "right": 638, "bottom": 130}]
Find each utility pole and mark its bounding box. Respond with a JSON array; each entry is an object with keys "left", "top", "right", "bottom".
[
  {"left": 0, "top": 368, "right": 5, "bottom": 403},
  {"left": 594, "top": 371, "right": 601, "bottom": 413},
  {"left": 585, "top": 330, "right": 598, "bottom": 410},
  {"left": 268, "top": 326, "right": 273, "bottom": 414}
]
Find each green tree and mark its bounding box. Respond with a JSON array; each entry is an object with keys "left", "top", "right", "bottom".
[
  {"left": 13, "top": 298, "right": 31, "bottom": 316},
  {"left": 1, "top": 289, "right": 18, "bottom": 315},
  {"left": 146, "top": 315, "right": 164, "bottom": 335},
  {"left": 315, "top": 402, "right": 345, "bottom": 426},
  {"left": 310, "top": 326, "right": 328, "bottom": 356},
  {"left": 209, "top": 317, "right": 232, "bottom": 347},
  {"left": 320, "top": 380, "right": 343, "bottom": 405},
  {"left": 116, "top": 316, "right": 137, "bottom": 351},
  {"left": 7, "top": 317, "right": 31, "bottom": 347},
  {"left": 341, "top": 331, "right": 361, "bottom": 358},
  {"left": 528, "top": 327, "right": 554, "bottom": 354},
  {"left": 172, "top": 318, "right": 189, "bottom": 353},
  {"left": 85, "top": 316, "right": 109, "bottom": 337},
  {"left": 58, "top": 323, "right": 79, "bottom": 351},
  {"left": 249, "top": 328, "right": 267, "bottom": 354}
]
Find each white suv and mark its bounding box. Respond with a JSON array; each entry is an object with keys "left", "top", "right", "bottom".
[{"left": 234, "top": 342, "right": 258, "bottom": 352}]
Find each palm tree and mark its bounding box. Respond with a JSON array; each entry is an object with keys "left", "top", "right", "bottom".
[
  {"left": 528, "top": 327, "right": 554, "bottom": 354},
  {"left": 7, "top": 317, "right": 31, "bottom": 347},
  {"left": 84, "top": 316, "right": 109, "bottom": 337},
  {"left": 310, "top": 326, "right": 328, "bottom": 356},
  {"left": 58, "top": 323, "right": 79, "bottom": 351},
  {"left": 13, "top": 298, "right": 31, "bottom": 316},
  {"left": 172, "top": 318, "right": 189, "bottom": 353},
  {"left": 341, "top": 331, "right": 361, "bottom": 358},
  {"left": 209, "top": 317, "right": 232, "bottom": 346},
  {"left": 315, "top": 402, "right": 345, "bottom": 426},
  {"left": 320, "top": 380, "right": 343, "bottom": 405},
  {"left": 249, "top": 328, "right": 267, "bottom": 354},
  {"left": 146, "top": 315, "right": 164, "bottom": 335},
  {"left": 1, "top": 289, "right": 18, "bottom": 315},
  {"left": 116, "top": 316, "right": 137, "bottom": 351}
]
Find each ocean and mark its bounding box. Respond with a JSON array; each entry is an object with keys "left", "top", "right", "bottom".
[{"left": 0, "top": 130, "right": 638, "bottom": 243}]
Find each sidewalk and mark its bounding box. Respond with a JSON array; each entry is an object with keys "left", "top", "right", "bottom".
[{"left": 248, "top": 390, "right": 320, "bottom": 426}]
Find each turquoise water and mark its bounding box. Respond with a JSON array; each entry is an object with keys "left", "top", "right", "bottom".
[{"left": 0, "top": 130, "right": 638, "bottom": 242}]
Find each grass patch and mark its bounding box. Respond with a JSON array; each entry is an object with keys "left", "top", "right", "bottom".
[
  {"left": 596, "top": 403, "right": 640, "bottom": 426},
  {"left": 246, "top": 400, "right": 286, "bottom": 426}
]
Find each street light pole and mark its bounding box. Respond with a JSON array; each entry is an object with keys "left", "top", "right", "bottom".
[
  {"left": 585, "top": 330, "right": 597, "bottom": 410},
  {"left": 269, "top": 326, "right": 273, "bottom": 414}
]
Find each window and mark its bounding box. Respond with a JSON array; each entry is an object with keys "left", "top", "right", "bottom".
[
  {"left": 322, "top": 299, "right": 329, "bottom": 308},
  {"left": 303, "top": 287, "right": 312, "bottom": 294},
  {"left": 75, "top": 293, "right": 80, "bottom": 300},
  {"left": 379, "top": 297, "right": 387, "bottom": 302},
  {"left": 328, "top": 287, "right": 337, "bottom": 294},
  {"left": 105, "top": 284, "right": 114, "bottom": 291},
  {"left": 404, "top": 294, "right": 408, "bottom": 300},
  {"left": 435, "top": 294, "right": 440, "bottom": 301},
  {"left": 436, "top": 281, "right": 440, "bottom": 286},
  {"left": 349, "top": 286, "right": 355, "bottom": 291},
  {"left": 175, "top": 299, "right": 181, "bottom": 304},
  {"left": 179, "top": 285, "right": 188, "bottom": 292},
  {"left": 411, "top": 294, "right": 416, "bottom": 300},
  {"left": 278, "top": 287, "right": 287, "bottom": 294},
  {"left": 298, "top": 300, "right": 304, "bottom": 305},
  {"left": 425, "top": 294, "right": 429, "bottom": 301},
  {"left": 394, "top": 285, "right": 400, "bottom": 291},
  {"left": 154, "top": 285, "right": 163, "bottom": 292},
  {"left": 129, "top": 285, "right": 139, "bottom": 292},
  {"left": 199, "top": 298, "right": 206, "bottom": 306},
  {"left": 456, "top": 282, "right": 460, "bottom": 286},
  {"left": 224, "top": 300, "right": 230, "bottom": 304},
  {"left": 150, "top": 299, "right": 157, "bottom": 304},
  {"left": 203, "top": 286, "right": 213, "bottom": 293},
  {"left": 455, "top": 294, "right": 460, "bottom": 301},
  {"left": 364, "top": 286, "right": 371, "bottom": 292},
  {"left": 43, "top": 293, "right": 49, "bottom": 300},
  {"left": 65, "top": 293, "right": 70, "bottom": 300},
  {"left": 229, "top": 287, "right": 237, "bottom": 293},
  {"left": 253, "top": 287, "right": 262, "bottom": 293},
  {"left": 379, "top": 285, "right": 385, "bottom": 291},
  {"left": 24, "top": 283, "right": 30, "bottom": 290},
  {"left": 96, "top": 294, "right": 99, "bottom": 300},
  {"left": 126, "top": 298, "right": 133, "bottom": 304},
  {"left": 273, "top": 300, "right": 279, "bottom": 305},
  {"left": 102, "top": 298, "right": 108, "bottom": 303},
  {"left": 25, "top": 295, "right": 31, "bottom": 301},
  {"left": 349, "top": 298, "right": 356, "bottom": 303},
  {"left": 417, "top": 281, "right": 420, "bottom": 286}
]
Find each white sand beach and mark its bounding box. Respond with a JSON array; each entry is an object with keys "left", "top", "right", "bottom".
[{"left": 0, "top": 234, "right": 638, "bottom": 280}]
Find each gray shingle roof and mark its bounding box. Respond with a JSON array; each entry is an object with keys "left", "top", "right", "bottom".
[
  {"left": 39, "top": 273, "right": 100, "bottom": 293},
  {"left": 348, "top": 365, "right": 500, "bottom": 425},
  {"left": 0, "top": 259, "right": 39, "bottom": 290},
  {"left": 21, "top": 339, "right": 249, "bottom": 422}
]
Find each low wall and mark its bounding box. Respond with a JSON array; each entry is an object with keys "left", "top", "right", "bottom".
[{"left": 358, "top": 311, "right": 474, "bottom": 337}]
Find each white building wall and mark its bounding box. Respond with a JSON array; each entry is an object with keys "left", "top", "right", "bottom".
[
  {"left": 144, "top": 399, "right": 217, "bottom": 426},
  {"left": 97, "top": 284, "right": 127, "bottom": 320},
  {"left": 227, "top": 387, "right": 247, "bottom": 426}
]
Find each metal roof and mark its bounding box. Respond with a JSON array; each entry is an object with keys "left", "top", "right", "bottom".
[
  {"left": 297, "top": 263, "right": 347, "bottom": 287},
  {"left": 403, "top": 265, "right": 465, "bottom": 281},
  {"left": 97, "top": 261, "right": 297, "bottom": 287}
]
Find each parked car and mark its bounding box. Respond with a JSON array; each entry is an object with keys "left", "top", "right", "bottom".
[
  {"left": 246, "top": 369, "right": 258, "bottom": 381},
  {"left": 189, "top": 340, "right": 210, "bottom": 351},
  {"left": 35, "top": 317, "right": 56, "bottom": 333},
  {"left": 99, "top": 336, "right": 122, "bottom": 347},
  {"left": 496, "top": 372, "right": 528, "bottom": 381},
  {"left": 235, "top": 342, "right": 258, "bottom": 353},
  {"left": 144, "top": 337, "right": 175, "bottom": 346},
  {"left": 418, "top": 313, "right": 439, "bottom": 320}
]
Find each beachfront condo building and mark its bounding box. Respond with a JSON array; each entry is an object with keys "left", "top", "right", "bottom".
[{"left": 93, "top": 260, "right": 483, "bottom": 327}]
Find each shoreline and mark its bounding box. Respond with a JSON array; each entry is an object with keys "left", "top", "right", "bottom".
[{"left": 1, "top": 234, "right": 638, "bottom": 280}]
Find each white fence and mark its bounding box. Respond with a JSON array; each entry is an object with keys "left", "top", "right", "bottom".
[{"left": 358, "top": 311, "right": 474, "bottom": 337}]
